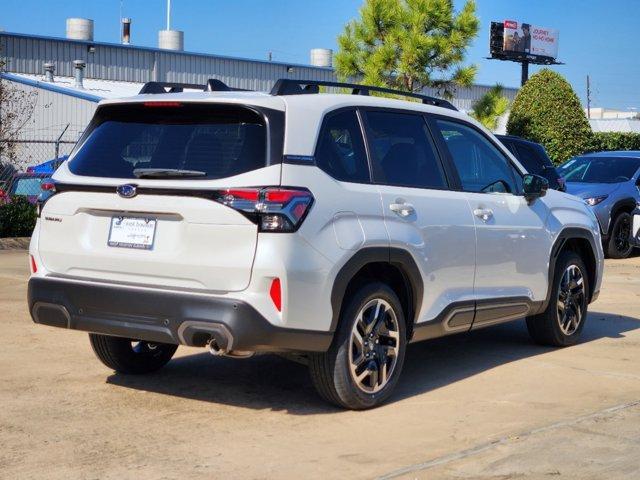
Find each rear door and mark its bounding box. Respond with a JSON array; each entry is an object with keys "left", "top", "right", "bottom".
[
  {"left": 40, "top": 102, "right": 281, "bottom": 292},
  {"left": 362, "top": 109, "right": 477, "bottom": 327}
]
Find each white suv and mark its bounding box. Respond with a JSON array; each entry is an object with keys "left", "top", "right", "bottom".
[{"left": 28, "top": 79, "right": 604, "bottom": 409}]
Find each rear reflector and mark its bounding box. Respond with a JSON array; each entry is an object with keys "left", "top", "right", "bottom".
[
  {"left": 269, "top": 278, "right": 282, "bottom": 312},
  {"left": 30, "top": 255, "right": 37, "bottom": 274}
]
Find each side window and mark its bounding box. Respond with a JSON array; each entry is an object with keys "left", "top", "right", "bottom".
[
  {"left": 514, "top": 144, "right": 544, "bottom": 175},
  {"left": 434, "top": 120, "right": 517, "bottom": 194},
  {"left": 364, "top": 111, "right": 447, "bottom": 189},
  {"left": 315, "top": 110, "right": 370, "bottom": 183}
]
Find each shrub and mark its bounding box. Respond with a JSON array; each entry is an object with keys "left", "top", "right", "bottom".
[
  {"left": 507, "top": 69, "right": 592, "bottom": 165},
  {"left": 0, "top": 197, "right": 37, "bottom": 238},
  {"left": 587, "top": 131, "right": 640, "bottom": 153}
]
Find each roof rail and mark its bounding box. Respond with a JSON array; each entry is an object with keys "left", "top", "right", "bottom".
[
  {"left": 139, "top": 79, "right": 250, "bottom": 94},
  {"left": 269, "top": 79, "right": 457, "bottom": 110}
]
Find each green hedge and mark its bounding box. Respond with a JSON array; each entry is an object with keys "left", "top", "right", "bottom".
[
  {"left": 507, "top": 69, "right": 592, "bottom": 165},
  {"left": 587, "top": 132, "right": 640, "bottom": 153},
  {"left": 0, "top": 197, "right": 37, "bottom": 238}
]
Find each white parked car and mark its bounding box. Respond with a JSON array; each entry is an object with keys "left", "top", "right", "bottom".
[{"left": 28, "top": 79, "right": 604, "bottom": 409}]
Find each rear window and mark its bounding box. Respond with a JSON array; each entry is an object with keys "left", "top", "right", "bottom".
[
  {"left": 10, "top": 177, "right": 48, "bottom": 196},
  {"left": 69, "top": 104, "right": 267, "bottom": 179}
]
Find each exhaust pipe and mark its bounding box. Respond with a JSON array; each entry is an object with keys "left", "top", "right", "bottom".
[
  {"left": 208, "top": 339, "right": 226, "bottom": 356},
  {"left": 208, "top": 339, "right": 254, "bottom": 358}
]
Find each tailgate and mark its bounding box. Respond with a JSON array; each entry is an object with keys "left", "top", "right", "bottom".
[{"left": 38, "top": 191, "right": 258, "bottom": 292}]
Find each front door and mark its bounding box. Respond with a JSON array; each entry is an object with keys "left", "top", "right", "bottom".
[{"left": 430, "top": 118, "right": 552, "bottom": 322}]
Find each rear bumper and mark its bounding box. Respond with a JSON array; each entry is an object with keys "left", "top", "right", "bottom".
[{"left": 28, "top": 277, "right": 332, "bottom": 352}]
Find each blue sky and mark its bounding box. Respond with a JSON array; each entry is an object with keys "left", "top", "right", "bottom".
[{"left": 2, "top": 0, "right": 638, "bottom": 110}]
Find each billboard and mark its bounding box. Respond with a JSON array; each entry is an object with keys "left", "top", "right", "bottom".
[{"left": 502, "top": 20, "right": 559, "bottom": 59}]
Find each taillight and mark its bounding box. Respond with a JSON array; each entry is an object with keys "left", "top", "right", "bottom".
[
  {"left": 36, "top": 182, "right": 57, "bottom": 217},
  {"left": 213, "top": 187, "right": 313, "bottom": 232},
  {"left": 30, "top": 255, "right": 38, "bottom": 274}
]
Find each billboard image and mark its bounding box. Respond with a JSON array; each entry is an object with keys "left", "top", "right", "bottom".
[{"left": 502, "top": 20, "right": 559, "bottom": 59}]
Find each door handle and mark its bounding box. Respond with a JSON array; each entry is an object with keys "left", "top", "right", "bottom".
[
  {"left": 390, "top": 202, "right": 415, "bottom": 217},
  {"left": 473, "top": 208, "right": 493, "bottom": 221}
]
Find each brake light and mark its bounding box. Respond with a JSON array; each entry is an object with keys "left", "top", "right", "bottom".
[
  {"left": 269, "top": 278, "right": 282, "bottom": 312},
  {"left": 30, "top": 255, "right": 38, "bottom": 274},
  {"left": 41, "top": 182, "right": 56, "bottom": 191},
  {"left": 213, "top": 187, "right": 313, "bottom": 232},
  {"left": 143, "top": 101, "right": 182, "bottom": 108}
]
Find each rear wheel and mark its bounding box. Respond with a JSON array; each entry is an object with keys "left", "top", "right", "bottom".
[
  {"left": 309, "top": 282, "right": 406, "bottom": 409},
  {"left": 89, "top": 334, "right": 178, "bottom": 374},
  {"left": 606, "top": 212, "right": 633, "bottom": 259},
  {"left": 526, "top": 251, "right": 589, "bottom": 347}
]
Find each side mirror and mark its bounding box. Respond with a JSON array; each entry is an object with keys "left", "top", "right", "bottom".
[{"left": 523, "top": 174, "right": 549, "bottom": 202}]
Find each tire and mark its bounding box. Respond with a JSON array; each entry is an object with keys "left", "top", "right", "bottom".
[
  {"left": 309, "top": 282, "right": 407, "bottom": 409},
  {"left": 526, "top": 250, "right": 589, "bottom": 347},
  {"left": 606, "top": 212, "right": 633, "bottom": 259},
  {"left": 89, "top": 334, "right": 178, "bottom": 374}
]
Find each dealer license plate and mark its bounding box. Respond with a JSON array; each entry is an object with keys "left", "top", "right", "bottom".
[{"left": 108, "top": 216, "right": 157, "bottom": 250}]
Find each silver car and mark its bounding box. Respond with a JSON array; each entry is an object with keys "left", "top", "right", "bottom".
[{"left": 559, "top": 151, "right": 640, "bottom": 258}]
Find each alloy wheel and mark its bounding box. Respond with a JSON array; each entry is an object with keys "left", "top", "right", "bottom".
[
  {"left": 557, "top": 264, "right": 586, "bottom": 335},
  {"left": 349, "top": 298, "right": 400, "bottom": 394},
  {"left": 614, "top": 215, "right": 632, "bottom": 254}
]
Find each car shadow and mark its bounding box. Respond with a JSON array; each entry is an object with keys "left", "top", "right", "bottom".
[{"left": 106, "top": 311, "right": 640, "bottom": 414}]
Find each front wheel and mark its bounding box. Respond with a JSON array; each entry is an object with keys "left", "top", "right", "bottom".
[
  {"left": 606, "top": 212, "right": 633, "bottom": 259},
  {"left": 89, "top": 334, "right": 178, "bottom": 374},
  {"left": 309, "top": 282, "right": 407, "bottom": 409},
  {"left": 526, "top": 250, "right": 589, "bottom": 347}
]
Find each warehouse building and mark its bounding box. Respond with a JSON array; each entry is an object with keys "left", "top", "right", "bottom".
[{"left": 0, "top": 22, "right": 519, "bottom": 166}]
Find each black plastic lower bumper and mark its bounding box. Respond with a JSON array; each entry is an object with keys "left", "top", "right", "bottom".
[{"left": 28, "top": 277, "right": 332, "bottom": 352}]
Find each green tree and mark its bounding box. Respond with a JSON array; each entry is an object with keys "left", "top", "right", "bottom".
[
  {"left": 507, "top": 69, "right": 592, "bottom": 164},
  {"left": 335, "top": 0, "right": 479, "bottom": 98},
  {"left": 470, "top": 84, "right": 510, "bottom": 131}
]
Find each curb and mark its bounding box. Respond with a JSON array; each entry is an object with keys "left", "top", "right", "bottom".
[{"left": 0, "top": 237, "right": 30, "bottom": 250}]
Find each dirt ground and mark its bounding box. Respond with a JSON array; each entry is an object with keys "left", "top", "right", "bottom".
[{"left": 1, "top": 249, "right": 640, "bottom": 479}]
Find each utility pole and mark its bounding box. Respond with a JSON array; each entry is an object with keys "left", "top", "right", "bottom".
[
  {"left": 586, "top": 75, "right": 592, "bottom": 119},
  {"left": 520, "top": 60, "right": 529, "bottom": 86}
]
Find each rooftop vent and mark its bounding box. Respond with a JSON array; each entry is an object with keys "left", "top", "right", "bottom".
[
  {"left": 121, "top": 18, "right": 131, "bottom": 45},
  {"left": 310, "top": 48, "right": 333, "bottom": 68},
  {"left": 73, "top": 60, "right": 86, "bottom": 89},
  {"left": 43, "top": 62, "right": 55, "bottom": 82},
  {"left": 66, "top": 18, "right": 94, "bottom": 41}
]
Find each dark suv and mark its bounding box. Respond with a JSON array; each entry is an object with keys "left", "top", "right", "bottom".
[{"left": 496, "top": 135, "right": 565, "bottom": 191}]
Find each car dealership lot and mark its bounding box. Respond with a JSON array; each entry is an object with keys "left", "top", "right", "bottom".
[{"left": 1, "top": 249, "right": 639, "bottom": 479}]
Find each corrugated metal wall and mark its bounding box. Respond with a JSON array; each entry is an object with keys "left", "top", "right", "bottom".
[
  {"left": 7, "top": 81, "right": 95, "bottom": 142},
  {"left": 0, "top": 32, "right": 517, "bottom": 102},
  {"left": 0, "top": 32, "right": 335, "bottom": 90},
  {"left": 1, "top": 79, "right": 96, "bottom": 165}
]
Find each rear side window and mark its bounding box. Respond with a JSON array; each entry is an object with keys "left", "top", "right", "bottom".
[
  {"left": 315, "top": 110, "right": 370, "bottom": 183},
  {"left": 365, "top": 111, "right": 447, "bottom": 189},
  {"left": 514, "top": 143, "right": 546, "bottom": 174},
  {"left": 69, "top": 104, "right": 267, "bottom": 179}
]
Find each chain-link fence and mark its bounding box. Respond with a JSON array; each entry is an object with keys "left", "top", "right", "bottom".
[{"left": 1, "top": 138, "right": 74, "bottom": 197}]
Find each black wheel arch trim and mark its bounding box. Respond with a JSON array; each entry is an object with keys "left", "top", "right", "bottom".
[
  {"left": 608, "top": 198, "right": 637, "bottom": 235},
  {"left": 542, "top": 227, "right": 600, "bottom": 311},
  {"left": 329, "top": 247, "right": 424, "bottom": 337}
]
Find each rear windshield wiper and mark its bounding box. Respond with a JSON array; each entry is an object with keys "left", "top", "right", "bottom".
[{"left": 133, "top": 168, "right": 207, "bottom": 178}]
